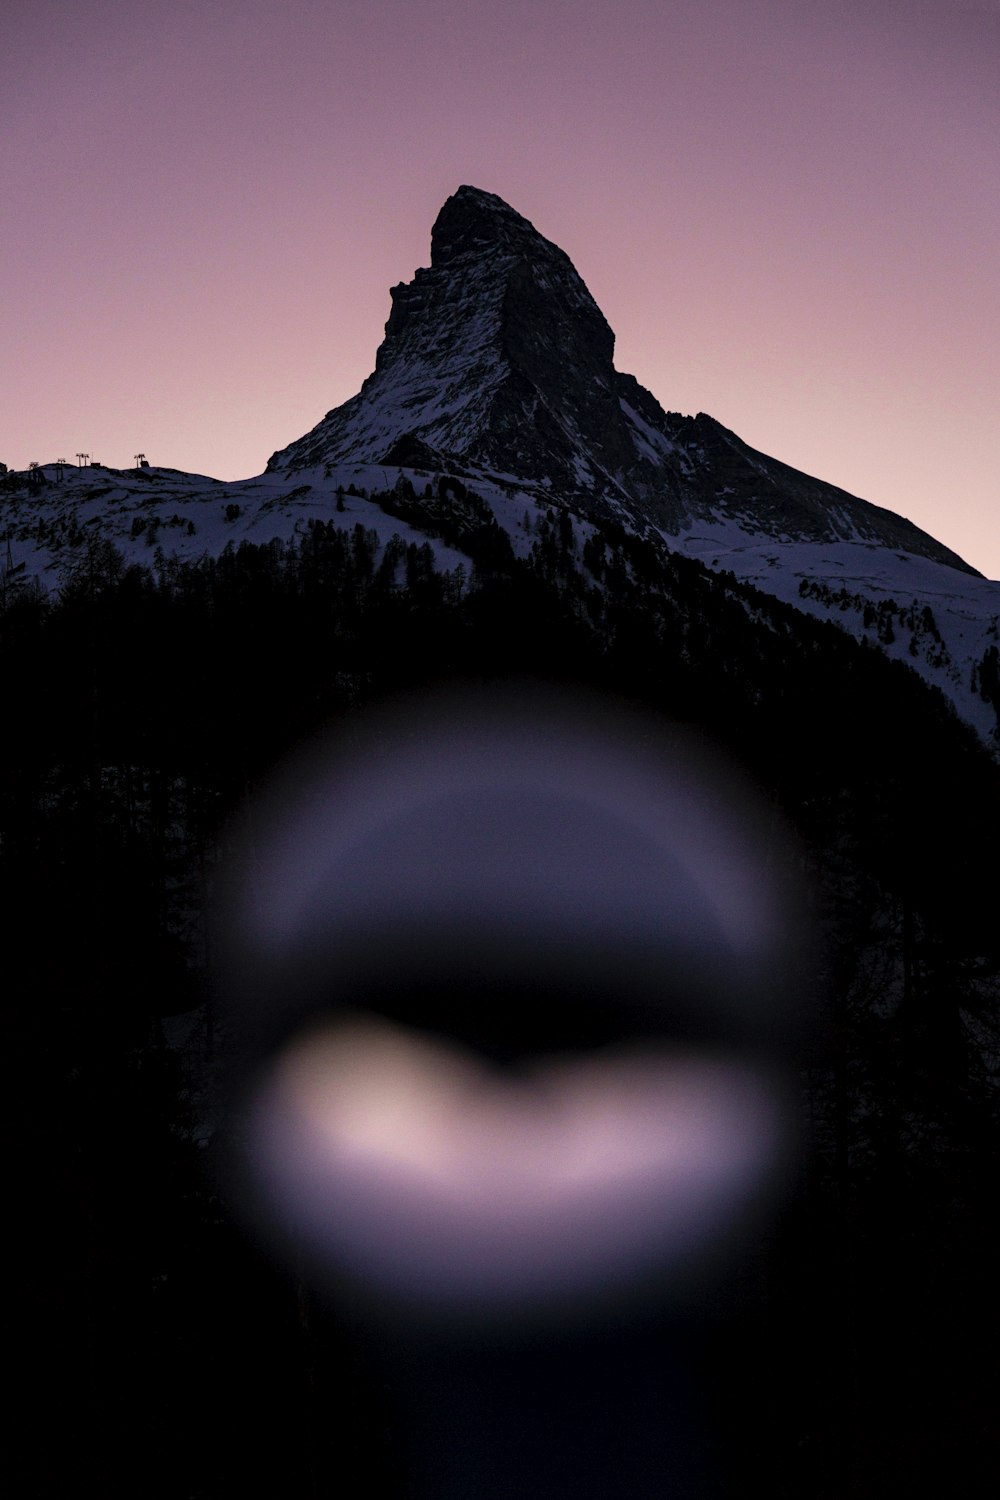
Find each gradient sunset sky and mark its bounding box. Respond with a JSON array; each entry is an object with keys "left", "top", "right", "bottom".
[{"left": 4, "top": 0, "right": 998, "bottom": 576}]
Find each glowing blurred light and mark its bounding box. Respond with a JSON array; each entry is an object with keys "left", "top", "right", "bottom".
[
  {"left": 224, "top": 688, "right": 804, "bottom": 1315},
  {"left": 250, "top": 1017, "right": 783, "bottom": 1306}
]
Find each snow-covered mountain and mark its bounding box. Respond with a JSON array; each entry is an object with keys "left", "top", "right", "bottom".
[
  {"left": 3, "top": 185, "right": 998, "bottom": 745},
  {"left": 267, "top": 187, "right": 977, "bottom": 569}
]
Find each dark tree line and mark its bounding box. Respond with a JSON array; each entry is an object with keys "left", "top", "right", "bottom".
[{"left": 5, "top": 511, "right": 1000, "bottom": 1496}]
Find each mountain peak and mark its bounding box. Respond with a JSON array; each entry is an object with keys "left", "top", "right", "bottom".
[
  {"left": 430, "top": 186, "right": 558, "bottom": 269},
  {"left": 270, "top": 184, "right": 636, "bottom": 495},
  {"left": 265, "top": 190, "right": 979, "bottom": 575}
]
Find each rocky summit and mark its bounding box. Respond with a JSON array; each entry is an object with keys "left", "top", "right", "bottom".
[
  {"left": 269, "top": 185, "right": 974, "bottom": 573},
  {"left": 267, "top": 186, "right": 646, "bottom": 503}
]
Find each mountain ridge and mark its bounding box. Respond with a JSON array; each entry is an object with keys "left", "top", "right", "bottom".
[{"left": 267, "top": 185, "right": 978, "bottom": 577}]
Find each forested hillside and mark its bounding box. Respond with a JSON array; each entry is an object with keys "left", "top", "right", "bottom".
[{"left": 7, "top": 512, "right": 1000, "bottom": 1496}]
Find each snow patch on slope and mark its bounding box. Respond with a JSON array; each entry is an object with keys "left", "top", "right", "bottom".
[{"left": 671, "top": 517, "right": 1000, "bottom": 746}]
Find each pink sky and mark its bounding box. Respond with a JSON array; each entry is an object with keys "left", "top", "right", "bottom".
[{"left": 3, "top": 0, "right": 998, "bottom": 576}]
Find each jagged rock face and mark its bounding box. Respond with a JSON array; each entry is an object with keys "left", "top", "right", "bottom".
[
  {"left": 667, "top": 411, "right": 977, "bottom": 567},
  {"left": 269, "top": 185, "right": 977, "bottom": 576},
  {"left": 269, "top": 186, "right": 656, "bottom": 500}
]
